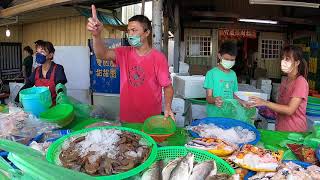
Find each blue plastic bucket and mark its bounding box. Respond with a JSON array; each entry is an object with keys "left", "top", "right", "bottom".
[{"left": 19, "top": 87, "right": 52, "bottom": 117}]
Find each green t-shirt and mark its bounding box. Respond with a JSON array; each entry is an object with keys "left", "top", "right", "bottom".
[{"left": 203, "top": 67, "right": 238, "bottom": 117}]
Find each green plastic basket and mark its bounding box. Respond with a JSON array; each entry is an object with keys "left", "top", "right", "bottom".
[
  {"left": 142, "top": 115, "right": 176, "bottom": 142},
  {"left": 156, "top": 146, "right": 235, "bottom": 175},
  {"left": 39, "top": 103, "right": 74, "bottom": 127},
  {"left": 122, "top": 123, "right": 188, "bottom": 146},
  {"left": 143, "top": 115, "right": 176, "bottom": 135},
  {"left": 46, "top": 126, "right": 157, "bottom": 180}
]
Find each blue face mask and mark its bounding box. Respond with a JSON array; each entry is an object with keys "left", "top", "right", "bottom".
[
  {"left": 36, "top": 53, "right": 47, "bottom": 64},
  {"left": 128, "top": 35, "right": 143, "bottom": 47}
]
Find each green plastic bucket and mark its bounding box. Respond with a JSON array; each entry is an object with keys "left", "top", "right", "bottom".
[
  {"left": 156, "top": 146, "right": 235, "bottom": 175},
  {"left": 19, "top": 87, "right": 52, "bottom": 117},
  {"left": 46, "top": 126, "right": 157, "bottom": 179},
  {"left": 40, "top": 104, "right": 74, "bottom": 127}
]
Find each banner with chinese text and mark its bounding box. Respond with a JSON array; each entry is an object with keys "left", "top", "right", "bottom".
[
  {"left": 219, "top": 29, "right": 257, "bottom": 39},
  {"left": 89, "top": 39, "right": 124, "bottom": 93}
]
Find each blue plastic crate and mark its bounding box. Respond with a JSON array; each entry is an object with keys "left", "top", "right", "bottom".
[{"left": 189, "top": 117, "right": 260, "bottom": 146}]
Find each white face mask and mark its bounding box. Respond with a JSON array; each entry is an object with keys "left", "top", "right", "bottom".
[
  {"left": 221, "top": 59, "right": 235, "bottom": 69},
  {"left": 281, "top": 59, "right": 293, "bottom": 73}
]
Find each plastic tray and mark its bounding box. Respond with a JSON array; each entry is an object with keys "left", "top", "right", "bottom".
[
  {"left": 46, "top": 126, "right": 157, "bottom": 180},
  {"left": 40, "top": 104, "right": 74, "bottom": 127},
  {"left": 189, "top": 117, "right": 260, "bottom": 146},
  {"left": 157, "top": 146, "right": 235, "bottom": 175}
]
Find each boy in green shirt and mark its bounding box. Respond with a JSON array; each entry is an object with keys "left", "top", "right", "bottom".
[{"left": 204, "top": 41, "right": 248, "bottom": 117}]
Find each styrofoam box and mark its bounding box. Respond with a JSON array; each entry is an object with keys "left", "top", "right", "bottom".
[
  {"left": 174, "top": 76, "right": 206, "bottom": 99},
  {"left": 258, "top": 84, "right": 272, "bottom": 90},
  {"left": 235, "top": 91, "right": 268, "bottom": 102},
  {"left": 162, "top": 97, "right": 189, "bottom": 114},
  {"left": 268, "top": 122, "right": 275, "bottom": 130},
  {"left": 191, "top": 104, "right": 207, "bottom": 120},
  {"left": 175, "top": 113, "right": 186, "bottom": 128},
  {"left": 257, "top": 78, "right": 272, "bottom": 85},
  {"left": 250, "top": 80, "right": 257, "bottom": 88},
  {"left": 175, "top": 106, "right": 192, "bottom": 127}
]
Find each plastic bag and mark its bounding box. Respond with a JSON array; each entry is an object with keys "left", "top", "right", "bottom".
[
  {"left": 90, "top": 105, "right": 109, "bottom": 119},
  {"left": 8, "top": 153, "right": 95, "bottom": 180},
  {"left": 74, "top": 104, "right": 91, "bottom": 119},
  {"left": 0, "top": 156, "right": 25, "bottom": 180},
  {"left": 0, "top": 104, "right": 59, "bottom": 143},
  {"left": 220, "top": 99, "right": 256, "bottom": 125}
]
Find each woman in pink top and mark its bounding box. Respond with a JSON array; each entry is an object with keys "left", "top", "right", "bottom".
[{"left": 250, "top": 45, "right": 309, "bottom": 132}]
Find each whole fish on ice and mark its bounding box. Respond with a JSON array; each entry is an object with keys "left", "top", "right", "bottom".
[
  {"left": 141, "top": 161, "right": 163, "bottom": 180},
  {"left": 189, "top": 160, "right": 216, "bottom": 180},
  {"left": 169, "top": 153, "right": 194, "bottom": 180},
  {"left": 162, "top": 157, "right": 183, "bottom": 180}
]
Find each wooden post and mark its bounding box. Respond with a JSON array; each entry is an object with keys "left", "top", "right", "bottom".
[
  {"left": 152, "top": 0, "right": 163, "bottom": 51},
  {"left": 163, "top": 13, "right": 169, "bottom": 58},
  {"left": 141, "top": 0, "right": 145, "bottom": 15},
  {"left": 173, "top": 3, "right": 180, "bottom": 73}
]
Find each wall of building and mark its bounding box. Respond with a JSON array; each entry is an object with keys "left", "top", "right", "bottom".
[
  {"left": 0, "top": 25, "right": 23, "bottom": 42},
  {"left": 0, "top": 15, "right": 123, "bottom": 48},
  {"left": 258, "top": 32, "right": 286, "bottom": 79}
]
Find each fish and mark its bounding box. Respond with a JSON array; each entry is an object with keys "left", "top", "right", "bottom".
[
  {"left": 189, "top": 160, "right": 216, "bottom": 180},
  {"left": 169, "top": 153, "right": 194, "bottom": 180},
  {"left": 141, "top": 161, "right": 163, "bottom": 180},
  {"left": 162, "top": 157, "right": 183, "bottom": 180},
  {"left": 248, "top": 172, "right": 276, "bottom": 180},
  {"left": 205, "top": 174, "right": 240, "bottom": 180}
]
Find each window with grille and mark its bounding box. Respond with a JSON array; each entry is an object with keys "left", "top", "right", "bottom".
[
  {"left": 261, "top": 39, "right": 283, "bottom": 59},
  {"left": 186, "top": 36, "right": 212, "bottom": 57}
]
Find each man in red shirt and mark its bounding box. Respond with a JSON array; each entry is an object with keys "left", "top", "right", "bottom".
[{"left": 87, "top": 5, "right": 175, "bottom": 123}]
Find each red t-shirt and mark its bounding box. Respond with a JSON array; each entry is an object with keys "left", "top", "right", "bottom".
[
  {"left": 115, "top": 47, "right": 171, "bottom": 123},
  {"left": 276, "top": 76, "right": 309, "bottom": 132}
]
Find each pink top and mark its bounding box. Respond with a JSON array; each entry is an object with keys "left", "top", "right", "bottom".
[
  {"left": 115, "top": 47, "right": 171, "bottom": 123},
  {"left": 276, "top": 76, "right": 309, "bottom": 132}
]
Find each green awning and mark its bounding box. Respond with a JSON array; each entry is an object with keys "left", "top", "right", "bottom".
[{"left": 75, "top": 7, "right": 124, "bottom": 26}]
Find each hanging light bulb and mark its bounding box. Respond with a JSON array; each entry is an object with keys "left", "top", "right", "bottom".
[{"left": 5, "top": 26, "right": 10, "bottom": 37}]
